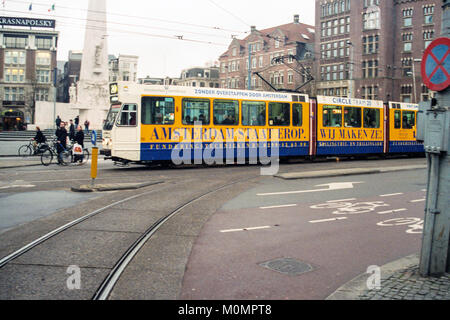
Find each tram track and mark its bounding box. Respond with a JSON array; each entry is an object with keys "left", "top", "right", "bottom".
[
  {"left": 0, "top": 169, "right": 260, "bottom": 300},
  {"left": 92, "top": 176, "right": 252, "bottom": 300}
]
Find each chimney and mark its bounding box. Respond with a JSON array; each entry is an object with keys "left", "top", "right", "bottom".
[
  {"left": 251, "top": 26, "right": 256, "bottom": 33},
  {"left": 294, "top": 14, "right": 300, "bottom": 24}
]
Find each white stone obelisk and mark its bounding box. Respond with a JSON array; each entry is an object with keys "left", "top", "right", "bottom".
[{"left": 75, "top": 0, "right": 109, "bottom": 130}]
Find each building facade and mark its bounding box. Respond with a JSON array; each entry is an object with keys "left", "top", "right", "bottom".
[
  {"left": 315, "top": 0, "right": 441, "bottom": 102},
  {"left": 219, "top": 15, "right": 315, "bottom": 95},
  {"left": 177, "top": 66, "right": 220, "bottom": 88},
  {"left": 109, "top": 54, "right": 139, "bottom": 83},
  {"left": 0, "top": 17, "right": 58, "bottom": 130}
]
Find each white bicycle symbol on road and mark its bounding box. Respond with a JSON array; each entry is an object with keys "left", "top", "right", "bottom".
[
  {"left": 377, "top": 218, "right": 424, "bottom": 234},
  {"left": 310, "top": 201, "right": 389, "bottom": 215}
]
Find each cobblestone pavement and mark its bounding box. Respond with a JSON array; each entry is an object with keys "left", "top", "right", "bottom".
[{"left": 359, "top": 265, "right": 450, "bottom": 300}]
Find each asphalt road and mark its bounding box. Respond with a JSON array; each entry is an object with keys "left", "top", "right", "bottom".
[
  {"left": 0, "top": 156, "right": 428, "bottom": 300},
  {"left": 180, "top": 170, "right": 427, "bottom": 300}
]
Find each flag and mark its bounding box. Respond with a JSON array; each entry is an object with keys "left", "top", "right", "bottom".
[
  {"left": 48, "top": 4, "right": 55, "bottom": 12},
  {"left": 29, "top": 3, "right": 32, "bottom": 11}
]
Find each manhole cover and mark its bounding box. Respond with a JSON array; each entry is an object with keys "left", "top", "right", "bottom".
[{"left": 259, "top": 258, "right": 314, "bottom": 276}]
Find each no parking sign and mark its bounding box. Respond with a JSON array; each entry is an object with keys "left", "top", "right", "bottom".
[{"left": 421, "top": 37, "right": 450, "bottom": 92}]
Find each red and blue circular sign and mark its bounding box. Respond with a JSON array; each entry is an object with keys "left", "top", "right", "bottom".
[{"left": 422, "top": 37, "right": 450, "bottom": 91}]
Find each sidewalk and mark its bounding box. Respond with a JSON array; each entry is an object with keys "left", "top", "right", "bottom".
[{"left": 327, "top": 254, "right": 450, "bottom": 300}]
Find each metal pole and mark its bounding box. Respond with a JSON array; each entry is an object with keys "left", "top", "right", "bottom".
[
  {"left": 53, "top": 67, "right": 57, "bottom": 129},
  {"left": 248, "top": 44, "right": 252, "bottom": 90}
]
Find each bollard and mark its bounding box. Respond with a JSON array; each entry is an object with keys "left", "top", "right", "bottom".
[{"left": 91, "top": 147, "right": 99, "bottom": 187}]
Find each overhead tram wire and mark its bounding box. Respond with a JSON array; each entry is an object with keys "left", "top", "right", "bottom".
[
  {"left": 207, "top": 0, "right": 250, "bottom": 28},
  {"left": 55, "top": 20, "right": 229, "bottom": 46},
  {"left": 7, "top": 0, "right": 248, "bottom": 34},
  {"left": 4, "top": 8, "right": 237, "bottom": 41}
]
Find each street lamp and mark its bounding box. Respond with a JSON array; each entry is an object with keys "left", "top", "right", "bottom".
[
  {"left": 412, "top": 58, "right": 422, "bottom": 103},
  {"left": 346, "top": 40, "right": 354, "bottom": 98}
]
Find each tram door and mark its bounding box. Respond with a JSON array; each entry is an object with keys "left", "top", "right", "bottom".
[{"left": 113, "top": 103, "right": 140, "bottom": 161}]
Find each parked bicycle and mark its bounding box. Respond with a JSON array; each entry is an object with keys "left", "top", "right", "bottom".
[
  {"left": 18, "top": 139, "right": 50, "bottom": 157},
  {"left": 40, "top": 139, "right": 90, "bottom": 167}
]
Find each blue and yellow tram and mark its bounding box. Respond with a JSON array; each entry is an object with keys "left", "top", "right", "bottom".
[{"left": 101, "top": 83, "right": 424, "bottom": 165}]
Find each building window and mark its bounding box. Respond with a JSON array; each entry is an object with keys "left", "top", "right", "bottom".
[
  {"left": 362, "top": 60, "right": 379, "bottom": 78},
  {"left": 5, "top": 50, "right": 26, "bottom": 65},
  {"left": 36, "top": 52, "right": 51, "bottom": 66},
  {"left": 4, "top": 35, "right": 28, "bottom": 49},
  {"left": 403, "top": 17, "right": 412, "bottom": 27},
  {"left": 362, "top": 86, "right": 379, "bottom": 100},
  {"left": 424, "top": 15, "right": 434, "bottom": 25},
  {"left": 35, "top": 88, "right": 49, "bottom": 102},
  {"left": 404, "top": 42, "right": 412, "bottom": 52},
  {"left": 35, "top": 36, "right": 52, "bottom": 50},
  {"left": 363, "top": 7, "right": 380, "bottom": 30},
  {"left": 4, "top": 68, "right": 25, "bottom": 83},
  {"left": 36, "top": 69, "right": 51, "bottom": 83},
  {"left": 288, "top": 71, "right": 294, "bottom": 84},
  {"left": 4, "top": 87, "right": 25, "bottom": 101},
  {"left": 363, "top": 35, "right": 379, "bottom": 54}
]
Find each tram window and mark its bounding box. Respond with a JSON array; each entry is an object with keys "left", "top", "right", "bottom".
[
  {"left": 344, "top": 107, "right": 361, "bottom": 128},
  {"left": 117, "top": 104, "right": 137, "bottom": 126},
  {"left": 182, "top": 98, "right": 210, "bottom": 125},
  {"left": 242, "top": 101, "right": 266, "bottom": 126},
  {"left": 402, "top": 111, "right": 415, "bottom": 129},
  {"left": 142, "top": 97, "right": 175, "bottom": 125},
  {"left": 323, "top": 105, "right": 342, "bottom": 127},
  {"left": 269, "top": 102, "right": 290, "bottom": 126},
  {"left": 394, "top": 110, "right": 401, "bottom": 129},
  {"left": 363, "top": 108, "right": 380, "bottom": 129},
  {"left": 293, "top": 103, "right": 303, "bottom": 127},
  {"left": 213, "top": 100, "right": 239, "bottom": 125}
]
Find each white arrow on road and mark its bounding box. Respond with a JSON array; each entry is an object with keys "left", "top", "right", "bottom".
[{"left": 257, "top": 182, "right": 364, "bottom": 196}]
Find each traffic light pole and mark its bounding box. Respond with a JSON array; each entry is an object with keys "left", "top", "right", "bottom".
[{"left": 418, "top": 0, "right": 450, "bottom": 276}]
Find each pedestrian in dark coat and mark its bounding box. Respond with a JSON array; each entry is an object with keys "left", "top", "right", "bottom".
[
  {"left": 73, "top": 125, "right": 85, "bottom": 163},
  {"left": 69, "top": 120, "right": 75, "bottom": 141},
  {"left": 55, "top": 122, "right": 68, "bottom": 164}
]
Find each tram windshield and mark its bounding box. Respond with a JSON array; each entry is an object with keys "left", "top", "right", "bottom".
[{"left": 103, "top": 105, "right": 121, "bottom": 130}]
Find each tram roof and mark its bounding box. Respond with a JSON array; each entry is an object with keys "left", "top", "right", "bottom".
[
  {"left": 317, "top": 96, "right": 384, "bottom": 108},
  {"left": 388, "top": 101, "right": 419, "bottom": 111},
  {"left": 114, "top": 82, "right": 309, "bottom": 103}
]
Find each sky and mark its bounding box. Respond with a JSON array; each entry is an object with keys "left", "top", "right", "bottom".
[{"left": 1, "top": 0, "right": 316, "bottom": 78}]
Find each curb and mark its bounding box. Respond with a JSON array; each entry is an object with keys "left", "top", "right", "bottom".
[
  {"left": 326, "top": 254, "right": 419, "bottom": 300},
  {"left": 71, "top": 181, "right": 164, "bottom": 192},
  {"left": 275, "top": 165, "right": 427, "bottom": 180}
]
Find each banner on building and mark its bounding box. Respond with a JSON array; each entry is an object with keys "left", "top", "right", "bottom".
[{"left": 0, "top": 16, "right": 55, "bottom": 28}]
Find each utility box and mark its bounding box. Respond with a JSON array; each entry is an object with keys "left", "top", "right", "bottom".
[
  {"left": 423, "top": 110, "right": 449, "bottom": 154},
  {"left": 416, "top": 102, "right": 430, "bottom": 142}
]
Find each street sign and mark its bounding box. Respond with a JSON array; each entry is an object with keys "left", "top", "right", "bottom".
[
  {"left": 421, "top": 37, "right": 450, "bottom": 91},
  {"left": 91, "top": 130, "right": 97, "bottom": 146}
]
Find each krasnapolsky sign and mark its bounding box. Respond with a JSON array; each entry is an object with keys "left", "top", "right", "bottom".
[{"left": 0, "top": 16, "right": 55, "bottom": 28}]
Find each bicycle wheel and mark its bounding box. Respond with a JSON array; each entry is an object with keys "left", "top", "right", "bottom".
[
  {"left": 40, "top": 149, "right": 53, "bottom": 166},
  {"left": 18, "top": 145, "right": 32, "bottom": 157},
  {"left": 59, "top": 151, "right": 71, "bottom": 166}
]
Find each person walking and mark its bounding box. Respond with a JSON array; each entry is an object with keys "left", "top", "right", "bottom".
[
  {"left": 55, "top": 116, "right": 61, "bottom": 129},
  {"left": 74, "top": 115, "right": 79, "bottom": 127},
  {"left": 73, "top": 125, "right": 85, "bottom": 164},
  {"left": 55, "top": 122, "right": 68, "bottom": 165},
  {"left": 84, "top": 120, "right": 90, "bottom": 134},
  {"left": 69, "top": 119, "right": 75, "bottom": 141}
]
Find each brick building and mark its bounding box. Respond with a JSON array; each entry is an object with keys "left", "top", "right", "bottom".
[
  {"left": 0, "top": 17, "right": 58, "bottom": 130},
  {"left": 315, "top": 0, "right": 441, "bottom": 102},
  {"left": 218, "top": 15, "right": 315, "bottom": 95}
]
